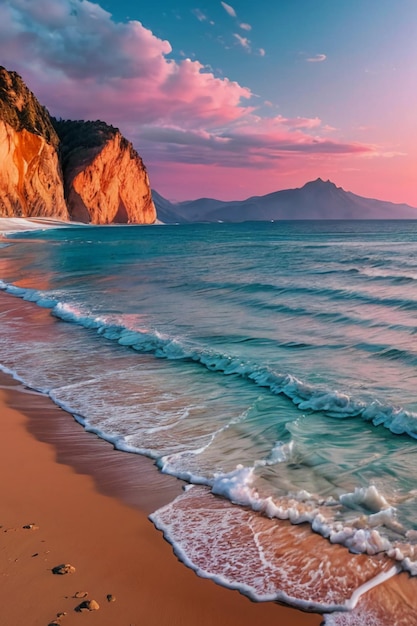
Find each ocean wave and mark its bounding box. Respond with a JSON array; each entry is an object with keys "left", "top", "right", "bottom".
[
  {"left": 207, "top": 467, "right": 417, "bottom": 575},
  {"left": 150, "top": 485, "right": 401, "bottom": 611},
  {"left": 2, "top": 279, "right": 417, "bottom": 442},
  {"left": 3, "top": 277, "right": 417, "bottom": 586}
]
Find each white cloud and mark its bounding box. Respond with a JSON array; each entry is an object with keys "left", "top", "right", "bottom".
[
  {"left": 221, "top": 2, "right": 237, "bottom": 18},
  {"left": 258, "top": 48, "right": 266, "bottom": 57},
  {"left": 233, "top": 33, "right": 251, "bottom": 52},
  {"left": 192, "top": 8, "right": 207, "bottom": 22},
  {"left": 306, "top": 54, "right": 327, "bottom": 63},
  {"left": 239, "top": 22, "right": 252, "bottom": 31}
]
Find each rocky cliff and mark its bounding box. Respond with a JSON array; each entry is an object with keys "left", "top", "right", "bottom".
[
  {"left": 53, "top": 119, "right": 156, "bottom": 224},
  {"left": 0, "top": 67, "right": 68, "bottom": 219},
  {"left": 0, "top": 66, "right": 156, "bottom": 224}
]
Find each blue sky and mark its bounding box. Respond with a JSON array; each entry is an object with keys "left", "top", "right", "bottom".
[{"left": 1, "top": 0, "right": 416, "bottom": 204}]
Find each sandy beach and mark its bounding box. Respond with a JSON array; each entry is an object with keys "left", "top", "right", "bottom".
[
  {"left": 2, "top": 218, "right": 417, "bottom": 626},
  {"left": 0, "top": 217, "right": 83, "bottom": 234},
  {"left": 0, "top": 218, "right": 322, "bottom": 626},
  {"left": 0, "top": 366, "right": 322, "bottom": 626}
]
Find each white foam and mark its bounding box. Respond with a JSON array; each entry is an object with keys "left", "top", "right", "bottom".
[
  {"left": 345, "top": 565, "right": 399, "bottom": 610},
  {"left": 2, "top": 275, "right": 417, "bottom": 576},
  {"left": 256, "top": 440, "right": 293, "bottom": 466},
  {"left": 208, "top": 463, "right": 414, "bottom": 567},
  {"left": 4, "top": 277, "right": 417, "bottom": 447},
  {"left": 151, "top": 486, "right": 400, "bottom": 614},
  {"left": 339, "top": 485, "right": 390, "bottom": 513}
]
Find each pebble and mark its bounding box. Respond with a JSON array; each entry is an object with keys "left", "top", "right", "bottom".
[
  {"left": 76, "top": 599, "right": 100, "bottom": 612},
  {"left": 23, "top": 523, "right": 39, "bottom": 530},
  {"left": 52, "top": 564, "right": 76, "bottom": 575},
  {"left": 106, "top": 594, "right": 116, "bottom": 602}
]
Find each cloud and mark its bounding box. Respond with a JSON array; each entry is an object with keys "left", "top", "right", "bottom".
[
  {"left": 0, "top": 0, "right": 173, "bottom": 80},
  {"left": 137, "top": 114, "right": 376, "bottom": 171},
  {"left": 220, "top": 2, "right": 237, "bottom": 17},
  {"left": 0, "top": 0, "right": 378, "bottom": 192},
  {"left": 233, "top": 33, "right": 251, "bottom": 52},
  {"left": 239, "top": 22, "right": 252, "bottom": 31},
  {"left": 306, "top": 54, "right": 327, "bottom": 63},
  {"left": 258, "top": 48, "right": 266, "bottom": 57},
  {"left": 0, "top": 0, "right": 252, "bottom": 129},
  {"left": 192, "top": 8, "right": 207, "bottom": 22},
  {"left": 282, "top": 117, "right": 322, "bottom": 129},
  {"left": 322, "top": 124, "right": 337, "bottom": 132}
]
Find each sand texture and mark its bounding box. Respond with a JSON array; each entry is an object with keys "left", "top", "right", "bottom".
[{"left": 0, "top": 371, "right": 322, "bottom": 626}]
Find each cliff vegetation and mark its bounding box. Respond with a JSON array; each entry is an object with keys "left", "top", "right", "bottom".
[{"left": 0, "top": 66, "right": 156, "bottom": 224}]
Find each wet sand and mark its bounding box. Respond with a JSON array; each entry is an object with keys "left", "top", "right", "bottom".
[{"left": 0, "top": 370, "right": 322, "bottom": 626}]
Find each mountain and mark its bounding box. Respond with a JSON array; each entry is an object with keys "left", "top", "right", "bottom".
[
  {"left": 153, "top": 179, "right": 417, "bottom": 223},
  {"left": 0, "top": 66, "right": 156, "bottom": 224},
  {"left": 150, "top": 190, "right": 184, "bottom": 224}
]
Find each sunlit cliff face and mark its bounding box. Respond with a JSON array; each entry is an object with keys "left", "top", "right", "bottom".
[
  {"left": 0, "top": 66, "right": 68, "bottom": 220},
  {"left": 0, "top": 121, "right": 68, "bottom": 219},
  {"left": 65, "top": 131, "right": 156, "bottom": 225},
  {"left": 0, "top": 66, "right": 156, "bottom": 224}
]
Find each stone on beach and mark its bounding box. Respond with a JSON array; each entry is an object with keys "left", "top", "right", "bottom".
[
  {"left": 52, "top": 564, "right": 76, "bottom": 575},
  {"left": 76, "top": 599, "right": 100, "bottom": 612},
  {"left": 23, "top": 523, "right": 39, "bottom": 530}
]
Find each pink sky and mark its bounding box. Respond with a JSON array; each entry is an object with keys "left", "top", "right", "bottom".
[{"left": 0, "top": 0, "right": 416, "bottom": 206}]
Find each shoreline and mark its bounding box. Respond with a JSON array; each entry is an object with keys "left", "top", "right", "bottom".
[
  {"left": 0, "top": 216, "right": 83, "bottom": 235},
  {"left": 0, "top": 368, "right": 322, "bottom": 626},
  {"left": 2, "top": 221, "right": 417, "bottom": 624}
]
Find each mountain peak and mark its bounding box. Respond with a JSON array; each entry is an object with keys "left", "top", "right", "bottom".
[
  {"left": 302, "top": 177, "right": 336, "bottom": 189},
  {"left": 153, "top": 178, "right": 417, "bottom": 222}
]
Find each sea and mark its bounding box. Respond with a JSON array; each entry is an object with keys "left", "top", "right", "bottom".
[{"left": 1, "top": 220, "right": 417, "bottom": 622}]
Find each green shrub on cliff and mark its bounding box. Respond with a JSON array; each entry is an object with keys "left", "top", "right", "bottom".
[
  {"left": 0, "top": 66, "right": 59, "bottom": 148},
  {"left": 51, "top": 118, "right": 122, "bottom": 168}
]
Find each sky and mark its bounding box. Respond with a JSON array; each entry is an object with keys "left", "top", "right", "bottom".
[{"left": 0, "top": 0, "right": 416, "bottom": 204}]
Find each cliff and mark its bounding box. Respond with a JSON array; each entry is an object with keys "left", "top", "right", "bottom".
[
  {"left": 53, "top": 119, "right": 156, "bottom": 224},
  {"left": 0, "top": 66, "right": 156, "bottom": 225},
  {"left": 0, "top": 67, "right": 68, "bottom": 219}
]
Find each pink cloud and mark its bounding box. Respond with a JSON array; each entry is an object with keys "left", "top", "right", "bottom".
[
  {"left": 0, "top": 0, "right": 252, "bottom": 129},
  {"left": 280, "top": 116, "right": 322, "bottom": 129},
  {"left": 0, "top": 0, "right": 391, "bottom": 203},
  {"left": 135, "top": 114, "right": 375, "bottom": 176}
]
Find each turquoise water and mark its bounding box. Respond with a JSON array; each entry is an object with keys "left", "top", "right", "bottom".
[{"left": 1, "top": 220, "right": 417, "bottom": 613}]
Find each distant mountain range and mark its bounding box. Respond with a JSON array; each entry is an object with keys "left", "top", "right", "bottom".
[{"left": 153, "top": 179, "right": 417, "bottom": 223}]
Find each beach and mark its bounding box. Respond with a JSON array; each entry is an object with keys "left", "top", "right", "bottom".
[
  {"left": 0, "top": 366, "right": 322, "bottom": 626},
  {"left": 0, "top": 212, "right": 323, "bottom": 626},
  {"left": 2, "top": 218, "right": 417, "bottom": 626},
  {"left": 0, "top": 218, "right": 321, "bottom": 624}
]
